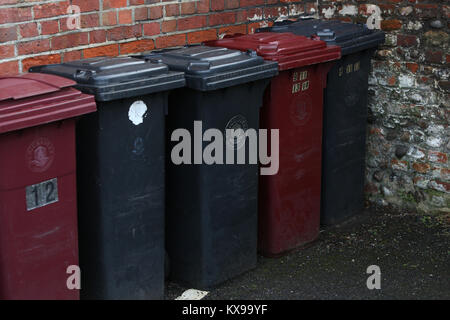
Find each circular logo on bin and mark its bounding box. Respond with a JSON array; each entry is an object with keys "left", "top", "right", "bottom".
[
  {"left": 225, "top": 114, "right": 249, "bottom": 150},
  {"left": 290, "top": 96, "right": 313, "bottom": 126},
  {"left": 27, "top": 137, "right": 55, "bottom": 173}
]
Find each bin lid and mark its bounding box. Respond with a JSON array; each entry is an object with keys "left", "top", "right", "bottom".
[
  {"left": 0, "top": 73, "right": 96, "bottom": 134},
  {"left": 205, "top": 32, "right": 341, "bottom": 71},
  {"left": 136, "top": 45, "right": 278, "bottom": 91},
  {"left": 257, "top": 19, "right": 385, "bottom": 56},
  {"left": 29, "top": 56, "right": 186, "bottom": 101}
]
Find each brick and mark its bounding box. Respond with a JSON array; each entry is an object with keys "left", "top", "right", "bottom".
[
  {"left": 40, "top": 20, "right": 59, "bottom": 35},
  {"left": 19, "top": 23, "right": 39, "bottom": 39},
  {"left": 135, "top": 7, "right": 149, "bottom": 21},
  {"left": 0, "top": 26, "right": 17, "bottom": 42},
  {"left": 264, "top": 6, "right": 284, "bottom": 19},
  {"left": 107, "top": 25, "right": 142, "bottom": 41},
  {"left": 165, "top": 4, "right": 180, "bottom": 17},
  {"left": 397, "top": 34, "right": 417, "bottom": 47},
  {"left": 162, "top": 20, "right": 177, "bottom": 33},
  {"left": 187, "top": 29, "right": 217, "bottom": 44},
  {"left": 102, "top": 11, "right": 117, "bottom": 26},
  {"left": 83, "top": 44, "right": 119, "bottom": 59},
  {"left": 378, "top": 4, "right": 396, "bottom": 13},
  {"left": 18, "top": 39, "right": 50, "bottom": 56},
  {"left": 247, "top": 8, "right": 264, "bottom": 21},
  {"left": 381, "top": 19, "right": 402, "bottom": 31},
  {"left": 79, "top": 13, "right": 100, "bottom": 29},
  {"left": 211, "top": 0, "right": 225, "bottom": 11},
  {"left": 248, "top": 21, "right": 266, "bottom": 34},
  {"left": 63, "top": 50, "right": 82, "bottom": 62},
  {"left": 197, "top": 0, "right": 210, "bottom": 14},
  {"left": 0, "top": 61, "right": 19, "bottom": 76},
  {"left": 178, "top": 16, "right": 207, "bottom": 31},
  {"left": 425, "top": 50, "right": 442, "bottom": 64},
  {"left": 34, "top": 1, "right": 69, "bottom": 19},
  {"left": 89, "top": 30, "right": 107, "bottom": 43},
  {"left": 103, "top": 0, "right": 127, "bottom": 9},
  {"left": 22, "top": 54, "right": 61, "bottom": 72},
  {"left": 155, "top": 34, "right": 186, "bottom": 49},
  {"left": 209, "top": 12, "right": 236, "bottom": 26},
  {"left": 181, "top": 2, "right": 196, "bottom": 15},
  {"left": 414, "top": 4, "right": 439, "bottom": 18},
  {"left": 120, "top": 39, "right": 155, "bottom": 55},
  {"left": 406, "top": 62, "right": 419, "bottom": 73},
  {"left": 218, "top": 24, "right": 247, "bottom": 37},
  {"left": 52, "top": 33, "right": 89, "bottom": 50},
  {"left": 0, "top": 7, "right": 32, "bottom": 23},
  {"left": 225, "top": 0, "right": 240, "bottom": 10},
  {"left": 149, "top": 6, "right": 163, "bottom": 20},
  {"left": 119, "top": 10, "right": 133, "bottom": 24},
  {"left": 143, "top": 22, "right": 160, "bottom": 36},
  {"left": 388, "top": 76, "right": 397, "bottom": 86},
  {"left": 241, "top": 0, "right": 265, "bottom": 7},
  {"left": 236, "top": 10, "right": 249, "bottom": 23},
  {"left": 412, "top": 162, "right": 431, "bottom": 173},
  {"left": 71, "top": 0, "right": 100, "bottom": 12},
  {"left": 0, "top": 44, "right": 14, "bottom": 59}
]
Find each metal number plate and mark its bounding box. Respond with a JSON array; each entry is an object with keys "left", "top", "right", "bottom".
[{"left": 26, "top": 178, "right": 59, "bottom": 211}]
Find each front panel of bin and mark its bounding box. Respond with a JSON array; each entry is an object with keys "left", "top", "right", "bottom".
[
  {"left": 137, "top": 46, "right": 278, "bottom": 288},
  {"left": 0, "top": 74, "right": 96, "bottom": 300},
  {"left": 207, "top": 33, "right": 341, "bottom": 256},
  {"left": 30, "top": 58, "right": 185, "bottom": 299},
  {"left": 258, "top": 20, "right": 385, "bottom": 225}
]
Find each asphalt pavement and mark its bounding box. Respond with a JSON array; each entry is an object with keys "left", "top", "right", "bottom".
[{"left": 165, "top": 205, "right": 450, "bottom": 300}]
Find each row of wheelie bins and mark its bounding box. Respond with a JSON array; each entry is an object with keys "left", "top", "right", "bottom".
[{"left": 0, "top": 19, "right": 384, "bottom": 299}]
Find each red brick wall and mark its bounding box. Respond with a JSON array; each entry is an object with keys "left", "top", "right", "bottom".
[
  {"left": 0, "top": 0, "right": 448, "bottom": 213},
  {"left": 0, "top": 0, "right": 317, "bottom": 74}
]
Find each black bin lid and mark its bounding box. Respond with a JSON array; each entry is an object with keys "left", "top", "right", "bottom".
[
  {"left": 29, "top": 57, "right": 186, "bottom": 101},
  {"left": 136, "top": 45, "right": 278, "bottom": 91},
  {"left": 257, "top": 19, "right": 385, "bottom": 56}
]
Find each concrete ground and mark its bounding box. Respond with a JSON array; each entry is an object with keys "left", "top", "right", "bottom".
[{"left": 165, "top": 205, "right": 450, "bottom": 300}]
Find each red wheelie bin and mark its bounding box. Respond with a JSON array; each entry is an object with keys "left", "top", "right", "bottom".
[{"left": 0, "top": 73, "right": 96, "bottom": 299}]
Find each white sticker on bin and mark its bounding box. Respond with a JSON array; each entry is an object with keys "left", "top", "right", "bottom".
[
  {"left": 128, "top": 100, "right": 148, "bottom": 126},
  {"left": 175, "top": 289, "right": 209, "bottom": 300}
]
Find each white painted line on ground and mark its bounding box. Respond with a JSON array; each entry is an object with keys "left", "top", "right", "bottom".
[{"left": 175, "top": 289, "right": 209, "bottom": 300}]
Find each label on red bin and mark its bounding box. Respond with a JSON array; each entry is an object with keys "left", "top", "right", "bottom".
[{"left": 26, "top": 178, "right": 59, "bottom": 211}]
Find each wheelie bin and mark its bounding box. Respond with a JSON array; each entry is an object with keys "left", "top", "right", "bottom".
[
  {"left": 0, "top": 73, "right": 96, "bottom": 300},
  {"left": 30, "top": 57, "right": 185, "bottom": 299},
  {"left": 137, "top": 45, "right": 278, "bottom": 288},
  {"left": 258, "top": 19, "right": 385, "bottom": 225},
  {"left": 206, "top": 33, "right": 341, "bottom": 256}
]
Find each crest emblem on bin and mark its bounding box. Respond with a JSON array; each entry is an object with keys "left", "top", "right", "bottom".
[
  {"left": 225, "top": 114, "right": 249, "bottom": 150},
  {"left": 27, "top": 137, "right": 55, "bottom": 173}
]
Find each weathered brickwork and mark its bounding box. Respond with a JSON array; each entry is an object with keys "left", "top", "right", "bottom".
[
  {"left": 0, "top": 0, "right": 448, "bottom": 213},
  {"left": 318, "top": 1, "right": 449, "bottom": 213},
  {"left": 0, "top": 0, "right": 316, "bottom": 73}
]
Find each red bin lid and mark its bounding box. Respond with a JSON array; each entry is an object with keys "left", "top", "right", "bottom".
[
  {"left": 206, "top": 32, "right": 341, "bottom": 71},
  {"left": 0, "top": 73, "right": 96, "bottom": 134}
]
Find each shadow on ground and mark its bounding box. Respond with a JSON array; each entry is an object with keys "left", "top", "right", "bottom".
[{"left": 165, "top": 205, "right": 450, "bottom": 300}]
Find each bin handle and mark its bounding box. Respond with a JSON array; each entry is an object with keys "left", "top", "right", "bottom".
[
  {"left": 187, "top": 61, "right": 211, "bottom": 71},
  {"left": 316, "top": 29, "right": 336, "bottom": 40},
  {"left": 74, "top": 69, "right": 96, "bottom": 80}
]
